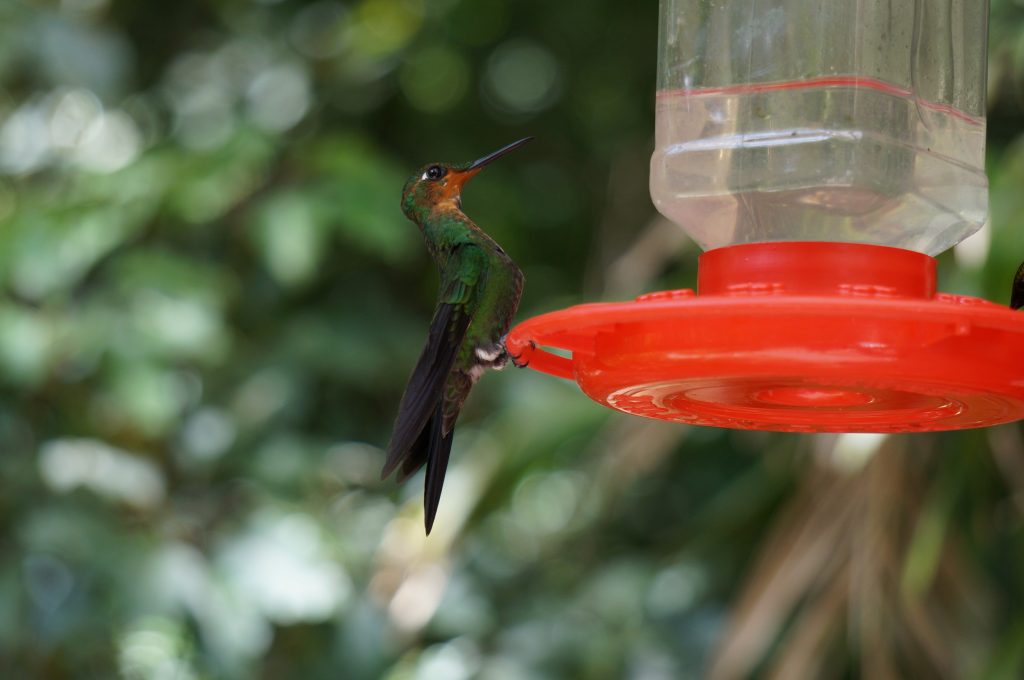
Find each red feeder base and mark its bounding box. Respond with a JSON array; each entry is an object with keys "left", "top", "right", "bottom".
[{"left": 505, "top": 242, "right": 1024, "bottom": 433}]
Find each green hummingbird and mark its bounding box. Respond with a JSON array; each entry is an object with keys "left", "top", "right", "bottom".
[
  {"left": 382, "top": 138, "right": 531, "bottom": 534},
  {"left": 1013, "top": 261, "right": 1024, "bottom": 310}
]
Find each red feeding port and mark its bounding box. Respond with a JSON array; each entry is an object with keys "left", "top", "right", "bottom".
[{"left": 505, "top": 242, "right": 1024, "bottom": 433}]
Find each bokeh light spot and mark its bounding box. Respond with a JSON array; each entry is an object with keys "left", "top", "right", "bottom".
[
  {"left": 400, "top": 45, "right": 469, "bottom": 113},
  {"left": 413, "top": 638, "right": 482, "bottom": 680},
  {"left": 0, "top": 102, "right": 52, "bottom": 174},
  {"left": 118, "top": 617, "right": 197, "bottom": 680},
  {"left": 39, "top": 438, "right": 166, "bottom": 509},
  {"left": 351, "top": 0, "right": 424, "bottom": 57},
  {"left": 73, "top": 109, "right": 141, "bottom": 172},
  {"left": 511, "top": 471, "right": 582, "bottom": 535},
  {"left": 646, "top": 563, "right": 707, "bottom": 617},
  {"left": 246, "top": 64, "right": 311, "bottom": 132},
  {"left": 290, "top": 2, "right": 349, "bottom": 59},
  {"left": 254, "top": 192, "right": 324, "bottom": 286},
  {"left": 389, "top": 564, "right": 448, "bottom": 632},
  {"left": 47, "top": 88, "right": 103, "bottom": 150},
  {"left": 0, "top": 306, "right": 53, "bottom": 385},
  {"left": 180, "top": 407, "right": 237, "bottom": 462},
  {"left": 217, "top": 511, "right": 352, "bottom": 625},
  {"left": 483, "top": 41, "right": 562, "bottom": 116}
]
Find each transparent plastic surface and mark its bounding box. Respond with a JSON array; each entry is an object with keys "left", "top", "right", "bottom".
[{"left": 651, "top": 0, "right": 989, "bottom": 254}]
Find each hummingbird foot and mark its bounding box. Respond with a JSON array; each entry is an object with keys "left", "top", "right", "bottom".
[
  {"left": 477, "top": 342, "right": 515, "bottom": 372},
  {"left": 504, "top": 337, "right": 535, "bottom": 368}
]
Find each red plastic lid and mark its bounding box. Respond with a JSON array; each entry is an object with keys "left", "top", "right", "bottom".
[{"left": 506, "top": 242, "right": 1024, "bottom": 432}]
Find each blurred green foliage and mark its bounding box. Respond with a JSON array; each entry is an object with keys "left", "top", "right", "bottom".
[{"left": 2, "top": 0, "right": 1024, "bottom": 679}]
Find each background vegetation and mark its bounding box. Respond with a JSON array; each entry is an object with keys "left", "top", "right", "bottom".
[{"left": 2, "top": 0, "right": 1024, "bottom": 678}]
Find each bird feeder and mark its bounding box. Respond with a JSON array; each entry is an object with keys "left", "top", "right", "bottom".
[{"left": 506, "top": 0, "right": 1024, "bottom": 432}]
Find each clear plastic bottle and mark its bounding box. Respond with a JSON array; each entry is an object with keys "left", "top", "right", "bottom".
[{"left": 650, "top": 0, "right": 989, "bottom": 255}]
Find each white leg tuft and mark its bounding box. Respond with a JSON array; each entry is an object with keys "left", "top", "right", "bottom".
[{"left": 475, "top": 345, "right": 503, "bottom": 362}]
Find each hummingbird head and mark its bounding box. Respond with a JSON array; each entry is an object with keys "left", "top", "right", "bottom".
[{"left": 401, "top": 137, "right": 532, "bottom": 220}]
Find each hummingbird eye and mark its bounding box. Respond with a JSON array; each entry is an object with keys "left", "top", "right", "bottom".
[{"left": 424, "top": 165, "right": 446, "bottom": 181}]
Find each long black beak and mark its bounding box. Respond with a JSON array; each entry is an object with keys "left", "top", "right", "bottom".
[{"left": 467, "top": 137, "right": 533, "bottom": 171}]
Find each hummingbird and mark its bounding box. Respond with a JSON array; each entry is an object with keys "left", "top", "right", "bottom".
[
  {"left": 382, "top": 138, "right": 531, "bottom": 534},
  {"left": 1013, "top": 261, "right": 1024, "bottom": 310}
]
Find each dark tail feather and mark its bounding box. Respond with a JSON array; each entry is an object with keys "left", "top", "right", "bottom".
[
  {"left": 390, "top": 403, "right": 455, "bottom": 534},
  {"left": 397, "top": 417, "right": 432, "bottom": 482},
  {"left": 1013, "top": 261, "right": 1024, "bottom": 310},
  {"left": 423, "top": 403, "right": 455, "bottom": 535},
  {"left": 382, "top": 303, "right": 468, "bottom": 479}
]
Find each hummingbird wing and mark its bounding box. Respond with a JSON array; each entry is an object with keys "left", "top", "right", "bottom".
[
  {"left": 382, "top": 302, "right": 469, "bottom": 480},
  {"left": 382, "top": 245, "right": 484, "bottom": 488}
]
